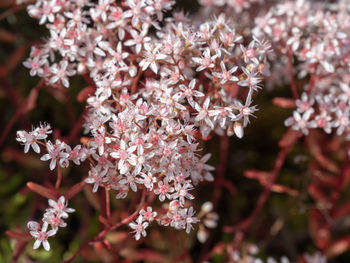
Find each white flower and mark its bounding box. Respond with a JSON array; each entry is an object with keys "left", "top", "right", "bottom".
[
  {"left": 40, "top": 140, "right": 69, "bottom": 170},
  {"left": 139, "top": 44, "right": 167, "bottom": 74},
  {"left": 47, "top": 196, "right": 75, "bottom": 218},
  {"left": 129, "top": 215, "right": 149, "bottom": 240},
  {"left": 139, "top": 206, "right": 157, "bottom": 222},
  {"left": 16, "top": 130, "right": 40, "bottom": 154},
  {"left": 85, "top": 166, "right": 108, "bottom": 192},
  {"left": 29, "top": 222, "right": 57, "bottom": 251}
]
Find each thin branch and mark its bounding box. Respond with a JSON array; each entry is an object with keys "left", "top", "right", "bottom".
[
  {"left": 287, "top": 47, "right": 299, "bottom": 100},
  {"left": 63, "top": 189, "right": 146, "bottom": 263},
  {"left": 223, "top": 140, "right": 295, "bottom": 233},
  {"left": 55, "top": 166, "right": 62, "bottom": 190}
]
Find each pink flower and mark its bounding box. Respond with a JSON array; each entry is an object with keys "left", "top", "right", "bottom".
[
  {"left": 85, "top": 166, "right": 108, "bottom": 192},
  {"left": 16, "top": 130, "right": 41, "bottom": 154},
  {"left": 40, "top": 140, "right": 70, "bottom": 170},
  {"left": 194, "top": 97, "right": 214, "bottom": 129},
  {"left": 139, "top": 43, "right": 167, "bottom": 74},
  {"left": 192, "top": 48, "right": 218, "bottom": 72},
  {"left": 154, "top": 178, "right": 174, "bottom": 202},
  {"left": 49, "top": 60, "right": 75, "bottom": 88},
  {"left": 29, "top": 222, "right": 57, "bottom": 251},
  {"left": 179, "top": 79, "right": 204, "bottom": 107},
  {"left": 124, "top": 26, "right": 150, "bottom": 54},
  {"left": 212, "top": 61, "right": 238, "bottom": 84},
  {"left": 23, "top": 57, "right": 46, "bottom": 77},
  {"left": 47, "top": 196, "right": 75, "bottom": 218},
  {"left": 140, "top": 206, "right": 157, "bottom": 222},
  {"left": 110, "top": 140, "right": 137, "bottom": 174},
  {"left": 129, "top": 215, "right": 149, "bottom": 240}
]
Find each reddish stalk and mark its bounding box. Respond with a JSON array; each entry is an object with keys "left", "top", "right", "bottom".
[
  {"left": 131, "top": 69, "right": 142, "bottom": 94},
  {"left": 83, "top": 73, "right": 97, "bottom": 89},
  {"left": 199, "top": 133, "right": 234, "bottom": 261},
  {"left": 331, "top": 142, "right": 350, "bottom": 213},
  {"left": 212, "top": 133, "right": 231, "bottom": 208},
  {"left": 105, "top": 186, "right": 111, "bottom": 222},
  {"left": 66, "top": 108, "right": 87, "bottom": 143},
  {"left": 287, "top": 47, "right": 299, "bottom": 100},
  {"left": 223, "top": 141, "right": 294, "bottom": 234},
  {"left": 63, "top": 190, "right": 146, "bottom": 263},
  {"left": 0, "top": 79, "right": 45, "bottom": 149},
  {"left": 55, "top": 166, "right": 62, "bottom": 190}
]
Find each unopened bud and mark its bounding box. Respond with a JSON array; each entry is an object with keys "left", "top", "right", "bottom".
[
  {"left": 234, "top": 122, "right": 244, "bottom": 139},
  {"left": 227, "top": 124, "right": 234, "bottom": 136},
  {"left": 201, "top": 201, "right": 213, "bottom": 213},
  {"left": 77, "top": 62, "right": 86, "bottom": 74},
  {"left": 129, "top": 65, "right": 137, "bottom": 77}
]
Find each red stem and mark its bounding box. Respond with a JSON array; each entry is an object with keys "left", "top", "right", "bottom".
[
  {"left": 63, "top": 190, "right": 146, "bottom": 263},
  {"left": 287, "top": 47, "right": 299, "bottom": 100},
  {"left": 0, "top": 79, "right": 44, "bottom": 149},
  {"left": 223, "top": 142, "right": 294, "bottom": 233},
  {"left": 131, "top": 69, "right": 142, "bottom": 94},
  {"left": 55, "top": 166, "right": 62, "bottom": 190},
  {"left": 105, "top": 186, "right": 111, "bottom": 222}
]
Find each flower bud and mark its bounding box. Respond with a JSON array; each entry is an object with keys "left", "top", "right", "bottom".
[
  {"left": 234, "top": 122, "right": 244, "bottom": 139},
  {"left": 201, "top": 201, "right": 213, "bottom": 213}
]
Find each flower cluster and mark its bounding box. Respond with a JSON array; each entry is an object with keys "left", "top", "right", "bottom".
[
  {"left": 27, "top": 196, "right": 74, "bottom": 251},
  {"left": 252, "top": 0, "right": 350, "bottom": 142},
  {"left": 17, "top": 123, "right": 88, "bottom": 170},
  {"left": 20, "top": 0, "right": 272, "bottom": 247},
  {"left": 196, "top": 201, "right": 219, "bottom": 243},
  {"left": 129, "top": 204, "right": 199, "bottom": 240},
  {"left": 16, "top": 123, "right": 52, "bottom": 154}
]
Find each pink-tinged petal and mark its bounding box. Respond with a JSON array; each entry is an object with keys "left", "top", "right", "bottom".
[
  {"left": 136, "top": 44, "right": 142, "bottom": 54},
  {"left": 43, "top": 240, "right": 50, "bottom": 251},
  {"left": 27, "top": 221, "right": 39, "bottom": 230},
  {"left": 130, "top": 182, "right": 137, "bottom": 192},
  {"left": 150, "top": 62, "right": 158, "bottom": 74},
  {"left": 50, "top": 76, "right": 59, "bottom": 84},
  {"left": 124, "top": 40, "right": 135, "bottom": 46},
  {"left": 40, "top": 154, "right": 51, "bottom": 161},
  {"left": 24, "top": 143, "right": 30, "bottom": 153},
  {"left": 135, "top": 232, "right": 141, "bottom": 240},
  {"left": 293, "top": 111, "right": 301, "bottom": 121},
  {"left": 58, "top": 196, "right": 65, "bottom": 203},
  {"left": 129, "top": 222, "right": 137, "bottom": 229},
  {"left": 110, "top": 152, "right": 118, "bottom": 158},
  {"left": 192, "top": 57, "right": 201, "bottom": 64},
  {"left": 85, "top": 177, "right": 95, "bottom": 183},
  {"left": 234, "top": 122, "right": 244, "bottom": 139},
  {"left": 92, "top": 183, "right": 99, "bottom": 193},
  {"left": 48, "top": 199, "right": 56, "bottom": 207},
  {"left": 94, "top": 48, "right": 106, "bottom": 57},
  {"left": 47, "top": 229, "right": 57, "bottom": 237},
  {"left": 201, "top": 153, "right": 211, "bottom": 163},
  {"left": 33, "top": 239, "right": 41, "bottom": 249},
  {"left": 42, "top": 222, "right": 48, "bottom": 232},
  {"left": 128, "top": 156, "right": 136, "bottom": 166},
  {"left": 203, "top": 97, "right": 210, "bottom": 109},
  {"left": 32, "top": 142, "right": 40, "bottom": 153},
  {"left": 62, "top": 78, "right": 69, "bottom": 88},
  {"left": 50, "top": 159, "right": 57, "bottom": 170},
  {"left": 128, "top": 145, "right": 137, "bottom": 153},
  {"left": 120, "top": 140, "right": 126, "bottom": 150}
]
